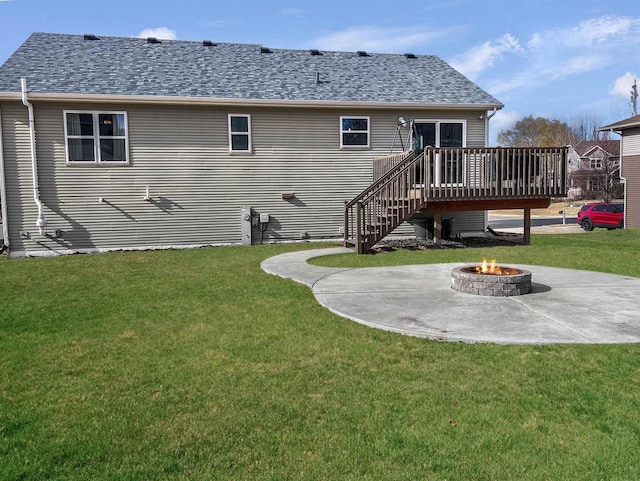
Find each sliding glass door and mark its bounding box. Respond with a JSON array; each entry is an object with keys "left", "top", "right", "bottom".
[{"left": 413, "top": 121, "right": 465, "bottom": 185}]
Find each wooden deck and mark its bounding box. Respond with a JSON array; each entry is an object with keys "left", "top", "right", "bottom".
[{"left": 345, "top": 147, "right": 568, "bottom": 253}]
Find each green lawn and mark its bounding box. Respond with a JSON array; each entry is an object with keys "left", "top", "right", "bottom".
[{"left": 1, "top": 231, "right": 640, "bottom": 480}]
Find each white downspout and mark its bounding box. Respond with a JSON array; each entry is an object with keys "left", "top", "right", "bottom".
[
  {"left": 610, "top": 129, "right": 627, "bottom": 228},
  {"left": 483, "top": 107, "right": 499, "bottom": 231},
  {"left": 21, "top": 78, "right": 47, "bottom": 236},
  {"left": 484, "top": 107, "right": 498, "bottom": 146},
  {"left": 0, "top": 107, "right": 9, "bottom": 251}
]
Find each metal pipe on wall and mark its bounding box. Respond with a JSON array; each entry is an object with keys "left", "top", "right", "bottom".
[{"left": 21, "top": 77, "right": 47, "bottom": 236}]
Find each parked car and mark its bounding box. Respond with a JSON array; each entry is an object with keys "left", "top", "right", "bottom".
[{"left": 577, "top": 202, "right": 624, "bottom": 231}]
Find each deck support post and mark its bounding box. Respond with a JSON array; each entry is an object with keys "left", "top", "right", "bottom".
[
  {"left": 434, "top": 210, "right": 442, "bottom": 248},
  {"left": 523, "top": 208, "right": 531, "bottom": 245},
  {"left": 356, "top": 202, "right": 363, "bottom": 254}
]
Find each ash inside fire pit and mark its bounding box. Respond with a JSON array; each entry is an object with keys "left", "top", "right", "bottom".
[{"left": 451, "top": 265, "right": 532, "bottom": 297}]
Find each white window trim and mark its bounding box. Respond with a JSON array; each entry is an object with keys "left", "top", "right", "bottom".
[
  {"left": 413, "top": 119, "right": 467, "bottom": 187},
  {"left": 340, "top": 116, "right": 370, "bottom": 149},
  {"left": 228, "top": 114, "right": 252, "bottom": 153},
  {"left": 63, "top": 110, "right": 130, "bottom": 165}
]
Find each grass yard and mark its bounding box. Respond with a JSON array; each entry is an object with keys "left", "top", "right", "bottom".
[{"left": 1, "top": 230, "right": 640, "bottom": 480}]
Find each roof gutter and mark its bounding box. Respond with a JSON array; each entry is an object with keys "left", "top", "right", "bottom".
[
  {"left": 0, "top": 91, "right": 504, "bottom": 112},
  {"left": 21, "top": 78, "right": 47, "bottom": 236},
  {"left": 0, "top": 107, "right": 9, "bottom": 253}
]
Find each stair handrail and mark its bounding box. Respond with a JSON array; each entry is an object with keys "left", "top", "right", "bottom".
[
  {"left": 364, "top": 151, "right": 426, "bottom": 201},
  {"left": 344, "top": 150, "right": 415, "bottom": 210}
]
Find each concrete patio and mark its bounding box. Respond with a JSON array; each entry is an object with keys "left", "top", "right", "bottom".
[{"left": 261, "top": 247, "right": 640, "bottom": 344}]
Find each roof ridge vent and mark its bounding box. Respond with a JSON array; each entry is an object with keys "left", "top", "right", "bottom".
[
  {"left": 203, "top": 40, "right": 217, "bottom": 47},
  {"left": 260, "top": 47, "right": 273, "bottom": 54},
  {"left": 310, "top": 49, "right": 322, "bottom": 56},
  {"left": 357, "top": 50, "right": 370, "bottom": 57},
  {"left": 83, "top": 34, "right": 100, "bottom": 41},
  {"left": 147, "top": 37, "right": 162, "bottom": 44},
  {"left": 404, "top": 53, "right": 417, "bottom": 59}
]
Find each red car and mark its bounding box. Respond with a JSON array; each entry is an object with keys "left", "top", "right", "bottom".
[{"left": 577, "top": 202, "right": 624, "bottom": 231}]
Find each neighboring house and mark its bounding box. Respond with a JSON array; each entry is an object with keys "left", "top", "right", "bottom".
[
  {"left": 599, "top": 115, "right": 640, "bottom": 228},
  {"left": 0, "top": 33, "right": 565, "bottom": 258},
  {"left": 567, "top": 140, "right": 620, "bottom": 199}
]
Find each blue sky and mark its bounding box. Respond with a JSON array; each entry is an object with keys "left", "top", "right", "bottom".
[{"left": 1, "top": 0, "right": 638, "bottom": 143}]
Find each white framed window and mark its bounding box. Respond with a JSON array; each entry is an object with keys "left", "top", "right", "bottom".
[
  {"left": 64, "top": 111, "right": 129, "bottom": 164},
  {"left": 340, "top": 116, "right": 370, "bottom": 148},
  {"left": 228, "top": 114, "right": 252, "bottom": 153}
]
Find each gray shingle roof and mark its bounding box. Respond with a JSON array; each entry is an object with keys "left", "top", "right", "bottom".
[
  {"left": 599, "top": 115, "right": 640, "bottom": 132},
  {"left": 0, "top": 32, "right": 503, "bottom": 107}
]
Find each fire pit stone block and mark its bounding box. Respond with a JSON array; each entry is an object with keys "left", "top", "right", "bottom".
[{"left": 451, "top": 266, "right": 532, "bottom": 297}]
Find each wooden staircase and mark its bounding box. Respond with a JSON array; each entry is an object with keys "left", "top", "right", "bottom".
[
  {"left": 344, "top": 150, "right": 427, "bottom": 254},
  {"left": 344, "top": 146, "right": 569, "bottom": 254}
]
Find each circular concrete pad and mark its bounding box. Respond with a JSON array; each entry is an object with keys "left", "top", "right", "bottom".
[{"left": 262, "top": 248, "right": 640, "bottom": 344}]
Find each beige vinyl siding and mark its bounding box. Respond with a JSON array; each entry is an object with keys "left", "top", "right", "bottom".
[
  {"left": 2, "top": 100, "right": 488, "bottom": 256},
  {"left": 1, "top": 103, "right": 34, "bottom": 252},
  {"left": 622, "top": 128, "right": 640, "bottom": 156},
  {"left": 621, "top": 131, "right": 640, "bottom": 228},
  {"left": 622, "top": 153, "right": 640, "bottom": 228}
]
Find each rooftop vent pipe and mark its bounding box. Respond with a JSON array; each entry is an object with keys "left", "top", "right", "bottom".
[
  {"left": 203, "top": 40, "right": 216, "bottom": 47},
  {"left": 83, "top": 34, "right": 99, "bottom": 41},
  {"left": 404, "top": 53, "right": 417, "bottom": 59},
  {"left": 310, "top": 49, "right": 322, "bottom": 56},
  {"left": 147, "top": 37, "right": 162, "bottom": 44},
  {"left": 357, "top": 50, "right": 370, "bottom": 57},
  {"left": 260, "top": 47, "right": 272, "bottom": 54}
]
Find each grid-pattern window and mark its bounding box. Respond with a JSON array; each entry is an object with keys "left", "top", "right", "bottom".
[
  {"left": 64, "top": 111, "right": 129, "bottom": 164},
  {"left": 229, "top": 114, "right": 252, "bottom": 152},
  {"left": 340, "top": 116, "right": 370, "bottom": 148}
]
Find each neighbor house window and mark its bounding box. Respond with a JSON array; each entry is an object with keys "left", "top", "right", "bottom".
[
  {"left": 64, "top": 111, "right": 129, "bottom": 164},
  {"left": 589, "top": 158, "right": 602, "bottom": 169},
  {"left": 228, "top": 114, "right": 252, "bottom": 152},
  {"left": 340, "top": 116, "right": 370, "bottom": 148}
]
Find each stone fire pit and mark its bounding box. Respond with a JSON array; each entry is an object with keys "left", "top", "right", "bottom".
[{"left": 451, "top": 265, "right": 532, "bottom": 297}]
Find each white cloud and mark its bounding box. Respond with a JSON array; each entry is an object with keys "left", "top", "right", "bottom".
[
  {"left": 610, "top": 72, "right": 638, "bottom": 99},
  {"left": 563, "top": 15, "right": 640, "bottom": 47},
  {"left": 310, "top": 25, "right": 455, "bottom": 53},
  {"left": 450, "top": 34, "right": 524, "bottom": 80},
  {"left": 468, "top": 14, "right": 640, "bottom": 97},
  {"left": 137, "top": 27, "right": 177, "bottom": 40}
]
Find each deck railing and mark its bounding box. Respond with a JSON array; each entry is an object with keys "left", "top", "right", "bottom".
[
  {"left": 372, "top": 150, "right": 415, "bottom": 182},
  {"left": 345, "top": 147, "right": 568, "bottom": 253},
  {"left": 422, "top": 147, "right": 567, "bottom": 199}
]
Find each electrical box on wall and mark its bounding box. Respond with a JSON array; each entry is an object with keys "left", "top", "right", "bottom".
[{"left": 259, "top": 213, "right": 270, "bottom": 223}]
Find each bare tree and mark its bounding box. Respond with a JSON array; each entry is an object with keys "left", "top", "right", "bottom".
[
  {"left": 631, "top": 79, "right": 638, "bottom": 116},
  {"left": 567, "top": 112, "right": 604, "bottom": 142}
]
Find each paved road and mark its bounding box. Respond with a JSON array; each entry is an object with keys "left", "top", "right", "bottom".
[{"left": 488, "top": 214, "right": 578, "bottom": 230}]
